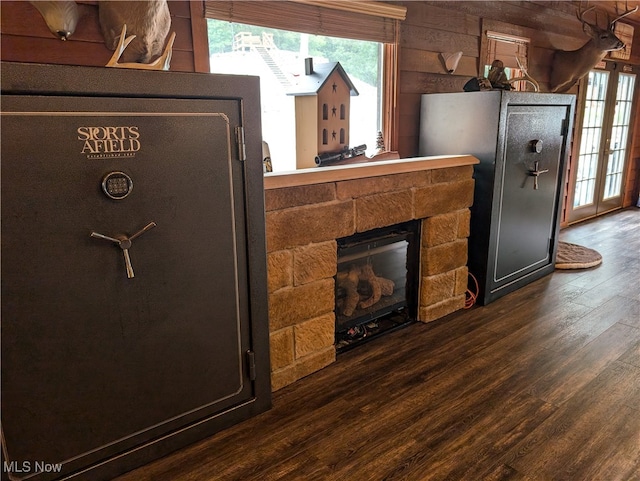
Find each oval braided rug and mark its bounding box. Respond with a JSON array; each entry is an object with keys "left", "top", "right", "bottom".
[{"left": 555, "top": 241, "right": 603, "bottom": 269}]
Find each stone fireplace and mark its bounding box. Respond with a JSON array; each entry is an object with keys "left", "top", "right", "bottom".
[{"left": 264, "top": 155, "right": 478, "bottom": 391}]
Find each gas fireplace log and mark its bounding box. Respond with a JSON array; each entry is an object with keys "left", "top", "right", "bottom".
[
  {"left": 336, "top": 267, "right": 360, "bottom": 316},
  {"left": 336, "top": 264, "right": 395, "bottom": 316},
  {"left": 358, "top": 264, "right": 394, "bottom": 309}
]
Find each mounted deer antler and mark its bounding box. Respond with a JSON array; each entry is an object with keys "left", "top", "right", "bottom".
[
  {"left": 30, "top": 1, "right": 175, "bottom": 69},
  {"left": 99, "top": 0, "right": 172, "bottom": 64},
  {"left": 106, "top": 24, "right": 175, "bottom": 70},
  {"left": 509, "top": 55, "right": 540, "bottom": 92},
  {"left": 549, "top": 1, "right": 638, "bottom": 93},
  {"left": 611, "top": 0, "right": 640, "bottom": 24}
]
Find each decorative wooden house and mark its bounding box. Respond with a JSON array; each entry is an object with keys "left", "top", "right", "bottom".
[{"left": 288, "top": 58, "right": 358, "bottom": 168}]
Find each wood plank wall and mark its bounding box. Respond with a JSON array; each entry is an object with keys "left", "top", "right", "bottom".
[
  {"left": 0, "top": 1, "right": 197, "bottom": 72},
  {"left": 1, "top": 0, "right": 638, "bottom": 212},
  {"left": 396, "top": 0, "right": 640, "bottom": 219}
]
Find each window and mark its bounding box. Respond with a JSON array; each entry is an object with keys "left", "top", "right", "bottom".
[
  {"left": 204, "top": 1, "right": 405, "bottom": 172},
  {"left": 610, "top": 23, "right": 634, "bottom": 60},
  {"left": 484, "top": 31, "right": 531, "bottom": 91},
  {"left": 568, "top": 66, "right": 636, "bottom": 223},
  {"left": 208, "top": 20, "right": 382, "bottom": 171}
]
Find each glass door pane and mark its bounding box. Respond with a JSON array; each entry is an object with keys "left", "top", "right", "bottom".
[
  {"left": 574, "top": 71, "right": 609, "bottom": 209},
  {"left": 603, "top": 73, "right": 635, "bottom": 201},
  {"left": 568, "top": 64, "right": 637, "bottom": 224}
]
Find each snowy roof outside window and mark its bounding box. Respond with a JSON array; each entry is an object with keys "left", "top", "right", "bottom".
[{"left": 287, "top": 60, "right": 359, "bottom": 97}]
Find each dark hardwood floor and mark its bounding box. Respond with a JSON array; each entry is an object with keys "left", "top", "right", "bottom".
[{"left": 116, "top": 208, "right": 640, "bottom": 481}]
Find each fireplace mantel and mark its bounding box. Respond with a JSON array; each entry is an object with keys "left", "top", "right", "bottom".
[
  {"left": 264, "top": 154, "right": 478, "bottom": 391},
  {"left": 264, "top": 155, "right": 478, "bottom": 189}
]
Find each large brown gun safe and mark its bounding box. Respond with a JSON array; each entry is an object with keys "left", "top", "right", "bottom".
[{"left": 1, "top": 62, "right": 271, "bottom": 481}]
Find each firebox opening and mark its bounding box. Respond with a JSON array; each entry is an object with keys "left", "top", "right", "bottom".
[{"left": 335, "top": 221, "right": 420, "bottom": 352}]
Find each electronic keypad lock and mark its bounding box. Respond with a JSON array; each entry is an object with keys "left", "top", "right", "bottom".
[{"left": 102, "top": 171, "right": 133, "bottom": 200}]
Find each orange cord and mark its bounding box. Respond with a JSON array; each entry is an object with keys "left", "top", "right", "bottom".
[{"left": 464, "top": 271, "right": 479, "bottom": 309}]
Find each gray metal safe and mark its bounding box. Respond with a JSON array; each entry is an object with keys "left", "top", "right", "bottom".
[
  {"left": 420, "top": 91, "right": 575, "bottom": 304},
  {"left": 1, "top": 62, "right": 271, "bottom": 480}
]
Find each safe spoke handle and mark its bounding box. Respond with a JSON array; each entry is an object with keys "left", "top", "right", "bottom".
[
  {"left": 90, "top": 231, "right": 120, "bottom": 243},
  {"left": 528, "top": 161, "right": 549, "bottom": 190},
  {"left": 90, "top": 222, "right": 157, "bottom": 279},
  {"left": 129, "top": 222, "right": 157, "bottom": 241}
]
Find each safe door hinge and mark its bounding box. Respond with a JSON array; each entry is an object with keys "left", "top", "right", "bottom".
[
  {"left": 246, "top": 350, "right": 256, "bottom": 381},
  {"left": 235, "top": 126, "right": 246, "bottom": 162},
  {"left": 561, "top": 118, "right": 570, "bottom": 137}
]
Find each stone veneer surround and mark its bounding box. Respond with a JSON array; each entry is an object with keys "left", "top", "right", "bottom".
[{"left": 263, "top": 156, "right": 478, "bottom": 391}]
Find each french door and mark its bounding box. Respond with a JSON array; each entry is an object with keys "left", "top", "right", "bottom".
[{"left": 568, "top": 64, "right": 637, "bottom": 223}]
